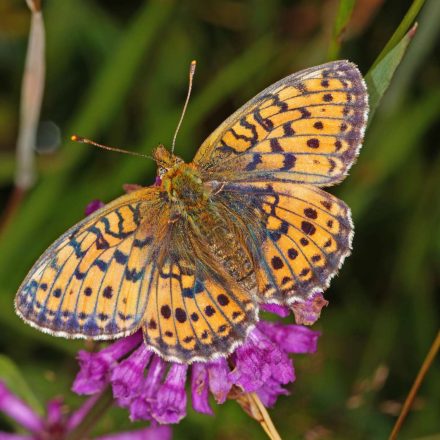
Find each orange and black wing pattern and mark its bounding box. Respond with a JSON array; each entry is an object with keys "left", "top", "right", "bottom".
[
  {"left": 217, "top": 181, "right": 353, "bottom": 304},
  {"left": 142, "top": 252, "right": 257, "bottom": 363},
  {"left": 194, "top": 60, "right": 368, "bottom": 187},
  {"left": 198, "top": 61, "right": 368, "bottom": 305},
  {"left": 15, "top": 188, "right": 164, "bottom": 339}
]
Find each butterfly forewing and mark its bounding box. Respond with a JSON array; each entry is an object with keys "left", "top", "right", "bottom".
[
  {"left": 194, "top": 60, "right": 368, "bottom": 186},
  {"left": 15, "top": 188, "right": 164, "bottom": 339}
]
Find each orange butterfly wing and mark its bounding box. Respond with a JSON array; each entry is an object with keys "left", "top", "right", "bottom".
[
  {"left": 194, "top": 60, "right": 368, "bottom": 187},
  {"left": 15, "top": 188, "right": 165, "bottom": 339},
  {"left": 218, "top": 181, "right": 353, "bottom": 303},
  {"left": 142, "top": 253, "right": 256, "bottom": 363},
  {"left": 15, "top": 185, "right": 257, "bottom": 362},
  {"left": 195, "top": 60, "right": 368, "bottom": 304}
]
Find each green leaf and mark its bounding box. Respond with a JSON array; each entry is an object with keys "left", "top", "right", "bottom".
[
  {"left": 0, "top": 354, "right": 43, "bottom": 414},
  {"left": 365, "top": 23, "right": 418, "bottom": 120},
  {"left": 328, "top": 0, "right": 357, "bottom": 60}
]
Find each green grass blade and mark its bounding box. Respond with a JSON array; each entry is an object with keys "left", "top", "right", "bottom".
[
  {"left": 379, "top": 0, "right": 440, "bottom": 113},
  {"left": 328, "top": 0, "right": 357, "bottom": 60},
  {"left": 366, "top": 23, "right": 418, "bottom": 120}
]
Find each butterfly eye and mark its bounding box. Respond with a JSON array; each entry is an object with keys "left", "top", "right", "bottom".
[{"left": 158, "top": 167, "right": 167, "bottom": 177}]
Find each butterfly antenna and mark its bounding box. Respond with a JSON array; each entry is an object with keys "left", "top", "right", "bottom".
[
  {"left": 171, "top": 60, "right": 196, "bottom": 154},
  {"left": 71, "top": 135, "right": 156, "bottom": 161}
]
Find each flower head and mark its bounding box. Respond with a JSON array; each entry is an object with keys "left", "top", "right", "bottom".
[
  {"left": 0, "top": 381, "right": 171, "bottom": 439},
  {"left": 72, "top": 306, "right": 320, "bottom": 424}
]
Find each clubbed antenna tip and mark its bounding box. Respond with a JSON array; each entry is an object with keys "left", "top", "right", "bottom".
[{"left": 172, "top": 60, "right": 197, "bottom": 153}]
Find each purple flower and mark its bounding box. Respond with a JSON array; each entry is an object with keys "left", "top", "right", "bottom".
[
  {"left": 151, "top": 364, "right": 188, "bottom": 424},
  {"left": 72, "top": 309, "right": 320, "bottom": 424},
  {"left": 257, "top": 376, "right": 291, "bottom": 407},
  {"left": 206, "top": 358, "right": 232, "bottom": 404},
  {"left": 72, "top": 332, "right": 142, "bottom": 395},
  {"left": 85, "top": 199, "right": 105, "bottom": 216},
  {"left": 111, "top": 345, "right": 153, "bottom": 404},
  {"left": 257, "top": 321, "right": 319, "bottom": 354},
  {"left": 0, "top": 381, "right": 44, "bottom": 434},
  {"left": 128, "top": 356, "right": 167, "bottom": 421},
  {"left": 229, "top": 328, "right": 294, "bottom": 392},
  {"left": 0, "top": 381, "right": 171, "bottom": 439},
  {"left": 261, "top": 303, "right": 290, "bottom": 317},
  {"left": 191, "top": 363, "right": 213, "bottom": 415},
  {"left": 262, "top": 293, "right": 328, "bottom": 325}
]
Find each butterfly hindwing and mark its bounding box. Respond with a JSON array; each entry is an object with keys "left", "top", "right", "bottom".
[
  {"left": 15, "top": 188, "right": 163, "bottom": 339},
  {"left": 143, "top": 255, "right": 257, "bottom": 363},
  {"left": 220, "top": 181, "right": 352, "bottom": 304},
  {"left": 194, "top": 60, "right": 368, "bottom": 186}
]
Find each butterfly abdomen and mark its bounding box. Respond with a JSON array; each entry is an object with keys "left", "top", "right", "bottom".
[{"left": 192, "top": 208, "right": 256, "bottom": 293}]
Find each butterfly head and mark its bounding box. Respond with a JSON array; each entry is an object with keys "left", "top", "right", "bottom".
[{"left": 153, "top": 145, "right": 184, "bottom": 177}]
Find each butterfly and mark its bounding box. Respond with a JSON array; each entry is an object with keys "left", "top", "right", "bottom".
[{"left": 15, "top": 60, "right": 368, "bottom": 363}]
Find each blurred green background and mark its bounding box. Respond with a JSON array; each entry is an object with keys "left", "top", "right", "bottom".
[{"left": 0, "top": 0, "right": 439, "bottom": 439}]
